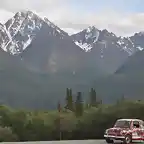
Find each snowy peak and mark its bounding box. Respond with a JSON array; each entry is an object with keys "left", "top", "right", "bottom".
[
  {"left": 72, "top": 26, "right": 100, "bottom": 52},
  {"left": 72, "top": 26, "right": 144, "bottom": 55},
  {"left": 2, "top": 11, "right": 44, "bottom": 55},
  {"left": 72, "top": 26, "right": 117, "bottom": 52},
  {"left": 84, "top": 26, "right": 99, "bottom": 43},
  {"left": 0, "top": 10, "right": 144, "bottom": 59},
  {"left": 0, "top": 11, "right": 68, "bottom": 55},
  {"left": 129, "top": 32, "right": 144, "bottom": 51},
  {"left": 5, "top": 11, "right": 43, "bottom": 37}
]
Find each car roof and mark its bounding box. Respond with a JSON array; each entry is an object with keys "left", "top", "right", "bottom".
[{"left": 117, "top": 119, "right": 143, "bottom": 122}]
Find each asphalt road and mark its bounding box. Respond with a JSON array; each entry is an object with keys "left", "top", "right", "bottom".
[{"left": 1, "top": 140, "right": 106, "bottom": 144}]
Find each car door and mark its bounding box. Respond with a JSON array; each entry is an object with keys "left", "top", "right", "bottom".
[
  {"left": 133, "top": 121, "right": 143, "bottom": 138},
  {"left": 139, "top": 121, "right": 144, "bottom": 140}
]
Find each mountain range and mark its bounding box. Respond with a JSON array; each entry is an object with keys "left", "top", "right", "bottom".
[{"left": 0, "top": 10, "right": 143, "bottom": 109}]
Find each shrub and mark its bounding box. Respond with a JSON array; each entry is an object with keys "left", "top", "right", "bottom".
[{"left": 0, "top": 126, "right": 19, "bottom": 142}]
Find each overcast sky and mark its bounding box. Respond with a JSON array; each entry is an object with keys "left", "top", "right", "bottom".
[{"left": 0, "top": 0, "right": 144, "bottom": 36}]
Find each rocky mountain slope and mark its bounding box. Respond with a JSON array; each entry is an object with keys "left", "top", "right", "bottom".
[
  {"left": 1, "top": 11, "right": 144, "bottom": 74},
  {"left": 71, "top": 26, "right": 144, "bottom": 73},
  {"left": 0, "top": 11, "right": 103, "bottom": 77},
  {"left": 72, "top": 26, "right": 143, "bottom": 54},
  {"left": 93, "top": 49, "right": 144, "bottom": 103},
  {"left": 116, "top": 49, "right": 144, "bottom": 74},
  {"left": 0, "top": 11, "right": 143, "bottom": 75}
]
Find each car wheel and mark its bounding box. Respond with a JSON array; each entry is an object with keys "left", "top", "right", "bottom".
[
  {"left": 105, "top": 138, "right": 114, "bottom": 143},
  {"left": 123, "top": 134, "right": 132, "bottom": 144}
]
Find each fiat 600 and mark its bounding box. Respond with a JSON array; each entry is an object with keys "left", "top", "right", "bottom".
[{"left": 104, "top": 119, "right": 144, "bottom": 144}]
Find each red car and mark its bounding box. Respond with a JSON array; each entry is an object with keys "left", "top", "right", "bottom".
[{"left": 104, "top": 119, "right": 144, "bottom": 144}]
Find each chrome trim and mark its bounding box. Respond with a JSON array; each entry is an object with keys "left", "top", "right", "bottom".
[{"left": 104, "top": 135, "right": 125, "bottom": 139}]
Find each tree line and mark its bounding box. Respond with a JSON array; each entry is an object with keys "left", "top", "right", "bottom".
[
  {"left": 0, "top": 88, "right": 143, "bottom": 141},
  {"left": 62, "top": 88, "right": 102, "bottom": 117}
]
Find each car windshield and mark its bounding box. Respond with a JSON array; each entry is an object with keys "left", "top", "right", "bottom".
[{"left": 114, "top": 120, "right": 130, "bottom": 128}]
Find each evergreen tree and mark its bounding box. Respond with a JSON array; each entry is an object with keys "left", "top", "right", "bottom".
[
  {"left": 68, "top": 88, "right": 73, "bottom": 111},
  {"left": 75, "top": 92, "right": 83, "bottom": 117},
  {"left": 121, "top": 95, "right": 126, "bottom": 102},
  {"left": 65, "top": 88, "right": 69, "bottom": 109},
  {"left": 57, "top": 101, "right": 61, "bottom": 113},
  {"left": 89, "top": 88, "right": 97, "bottom": 107},
  {"left": 65, "top": 88, "right": 73, "bottom": 111},
  {"left": 85, "top": 100, "right": 89, "bottom": 109}
]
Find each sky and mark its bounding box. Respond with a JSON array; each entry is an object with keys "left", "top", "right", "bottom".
[{"left": 0, "top": 0, "right": 144, "bottom": 36}]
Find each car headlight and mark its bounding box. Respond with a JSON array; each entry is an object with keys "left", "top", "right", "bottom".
[
  {"left": 105, "top": 129, "right": 108, "bottom": 135},
  {"left": 120, "top": 130, "right": 126, "bottom": 135},
  {"left": 122, "top": 130, "right": 126, "bottom": 133}
]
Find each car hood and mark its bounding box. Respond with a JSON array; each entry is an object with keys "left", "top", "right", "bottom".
[{"left": 107, "top": 127, "right": 130, "bottom": 135}]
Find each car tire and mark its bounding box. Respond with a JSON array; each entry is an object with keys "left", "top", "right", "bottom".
[
  {"left": 123, "top": 134, "right": 132, "bottom": 144},
  {"left": 105, "top": 138, "right": 114, "bottom": 143}
]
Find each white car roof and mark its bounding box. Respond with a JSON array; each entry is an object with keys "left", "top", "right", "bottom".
[{"left": 117, "top": 119, "right": 143, "bottom": 122}]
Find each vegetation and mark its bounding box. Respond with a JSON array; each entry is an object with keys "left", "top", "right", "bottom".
[{"left": 0, "top": 88, "right": 144, "bottom": 141}]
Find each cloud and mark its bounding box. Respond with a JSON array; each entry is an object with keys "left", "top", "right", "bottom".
[
  {"left": 0, "top": 9, "right": 13, "bottom": 23},
  {"left": 0, "top": 0, "right": 66, "bottom": 12},
  {"left": 0, "top": 0, "right": 144, "bottom": 36},
  {"left": 51, "top": 9, "right": 144, "bottom": 36}
]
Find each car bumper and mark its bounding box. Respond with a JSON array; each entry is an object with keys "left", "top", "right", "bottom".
[{"left": 104, "top": 134, "right": 125, "bottom": 140}]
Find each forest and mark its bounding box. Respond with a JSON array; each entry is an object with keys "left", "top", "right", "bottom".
[{"left": 0, "top": 88, "right": 143, "bottom": 141}]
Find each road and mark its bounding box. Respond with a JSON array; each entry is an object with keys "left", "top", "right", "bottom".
[{"left": 1, "top": 140, "right": 106, "bottom": 144}]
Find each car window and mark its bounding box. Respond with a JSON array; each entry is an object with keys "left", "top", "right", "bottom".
[
  {"left": 114, "top": 120, "right": 130, "bottom": 128},
  {"left": 133, "top": 121, "right": 140, "bottom": 128},
  {"left": 141, "top": 121, "right": 144, "bottom": 125},
  {"left": 140, "top": 121, "right": 144, "bottom": 128}
]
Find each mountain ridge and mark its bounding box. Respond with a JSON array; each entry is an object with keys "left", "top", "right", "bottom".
[
  {"left": 0, "top": 10, "right": 143, "bottom": 109},
  {"left": 0, "top": 10, "right": 143, "bottom": 56}
]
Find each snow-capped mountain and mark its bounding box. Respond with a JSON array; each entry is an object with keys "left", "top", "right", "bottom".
[
  {"left": 1, "top": 11, "right": 143, "bottom": 57},
  {"left": 72, "top": 26, "right": 100, "bottom": 52},
  {"left": 0, "top": 11, "right": 68, "bottom": 55},
  {"left": 0, "top": 10, "right": 144, "bottom": 75},
  {"left": 71, "top": 26, "right": 143, "bottom": 56},
  {"left": 71, "top": 26, "right": 144, "bottom": 73},
  {"left": 0, "top": 11, "right": 88, "bottom": 74}
]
